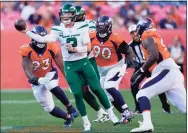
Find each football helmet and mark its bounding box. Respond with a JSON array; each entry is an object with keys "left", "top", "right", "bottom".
[
  {"left": 136, "top": 17, "right": 155, "bottom": 37},
  {"left": 75, "top": 6, "right": 86, "bottom": 22},
  {"left": 96, "top": 16, "right": 112, "bottom": 38},
  {"left": 59, "top": 4, "right": 76, "bottom": 24},
  {"left": 31, "top": 25, "right": 47, "bottom": 48}
]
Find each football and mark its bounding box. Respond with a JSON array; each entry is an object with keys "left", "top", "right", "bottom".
[{"left": 14, "top": 19, "right": 26, "bottom": 31}]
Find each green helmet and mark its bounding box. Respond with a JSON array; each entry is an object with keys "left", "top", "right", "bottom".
[
  {"left": 59, "top": 4, "right": 76, "bottom": 24},
  {"left": 75, "top": 6, "right": 86, "bottom": 22}
]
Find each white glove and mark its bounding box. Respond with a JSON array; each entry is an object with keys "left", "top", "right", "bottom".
[{"left": 38, "top": 77, "right": 51, "bottom": 85}]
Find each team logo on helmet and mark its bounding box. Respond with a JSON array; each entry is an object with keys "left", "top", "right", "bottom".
[
  {"left": 75, "top": 6, "right": 86, "bottom": 22},
  {"left": 59, "top": 4, "right": 76, "bottom": 24}
]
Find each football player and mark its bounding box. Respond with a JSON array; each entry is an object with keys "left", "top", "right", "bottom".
[
  {"left": 19, "top": 25, "right": 78, "bottom": 127},
  {"left": 130, "top": 17, "right": 186, "bottom": 132},
  {"left": 75, "top": 5, "right": 109, "bottom": 123},
  {"left": 18, "top": 4, "right": 119, "bottom": 132},
  {"left": 128, "top": 24, "right": 171, "bottom": 114},
  {"left": 90, "top": 16, "right": 135, "bottom": 124}
]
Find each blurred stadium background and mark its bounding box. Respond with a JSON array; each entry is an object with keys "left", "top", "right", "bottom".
[
  {"left": 1, "top": 1, "right": 187, "bottom": 89},
  {"left": 1, "top": 1, "right": 187, "bottom": 132}
]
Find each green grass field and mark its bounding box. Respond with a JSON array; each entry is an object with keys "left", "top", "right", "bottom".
[{"left": 1, "top": 90, "right": 186, "bottom": 133}]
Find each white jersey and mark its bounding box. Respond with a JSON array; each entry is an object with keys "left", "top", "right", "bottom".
[
  {"left": 85, "top": 19, "right": 96, "bottom": 59},
  {"left": 26, "top": 22, "right": 90, "bottom": 62},
  {"left": 51, "top": 22, "right": 90, "bottom": 61}
]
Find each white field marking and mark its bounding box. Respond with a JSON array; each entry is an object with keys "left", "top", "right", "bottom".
[
  {"left": 1, "top": 89, "right": 130, "bottom": 93},
  {"left": 1, "top": 126, "right": 13, "bottom": 131},
  {"left": 1, "top": 99, "right": 75, "bottom": 104}
]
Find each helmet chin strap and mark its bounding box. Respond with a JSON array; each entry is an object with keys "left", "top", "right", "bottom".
[
  {"left": 99, "top": 33, "right": 107, "bottom": 38},
  {"left": 37, "top": 44, "right": 45, "bottom": 48}
]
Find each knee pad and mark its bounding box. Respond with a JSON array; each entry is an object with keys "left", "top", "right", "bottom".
[{"left": 136, "top": 90, "right": 150, "bottom": 101}]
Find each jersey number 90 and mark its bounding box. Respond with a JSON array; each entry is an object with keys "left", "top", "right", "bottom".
[{"left": 93, "top": 45, "right": 111, "bottom": 59}]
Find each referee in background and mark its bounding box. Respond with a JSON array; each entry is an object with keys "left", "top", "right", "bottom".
[{"left": 127, "top": 24, "right": 171, "bottom": 114}]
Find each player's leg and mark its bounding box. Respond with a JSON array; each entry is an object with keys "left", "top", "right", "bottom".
[
  {"left": 81, "top": 58, "right": 118, "bottom": 124},
  {"left": 86, "top": 57, "right": 109, "bottom": 122},
  {"left": 102, "top": 64, "right": 133, "bottom": 123},
  {"left": 165, "top": 69, "right": 186, "bottom": 114},
  {"left": 130, "top": 68, "right": 146, "bottom": 114},
  {"left": 80, "top": 70, "right": 105, "bottom": 115},
  {"left": 64, "top": 61, "right": 90, "bottom": 131},
  {"left": 131, "top": 69, "right": 173, "bottom": 132},
  {"left": 32, "top": 84, "right": 71, "bottom": 125},
  {"left": 82, "top": 85, "right": 108, "bottom": 122},
  {"left": 158, "top": 93, "right": 171, "bottom": 113},
  {"left": 45, "top": 68, "right": 78, "bottom": 116}
]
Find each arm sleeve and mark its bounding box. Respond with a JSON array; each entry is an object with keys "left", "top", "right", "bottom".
[
  {"left": 26, "top": 31, "right": 58, "bottom": 43},
  {"left": 117, "top": 41, "right": 130, "bottom": 54},
  {"left": 82, "top": 27, "right": 91, "bottom": 44}
]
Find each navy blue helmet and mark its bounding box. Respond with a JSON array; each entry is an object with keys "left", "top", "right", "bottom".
[
  {"left": 31, "top": 25, "right": 47, "bottom": 48},
  {"left": 96, "top": 16, "right": 112, "bottom": 38},
  {"left": 136, "top": 17, "right": 155, "bottom": 37}
]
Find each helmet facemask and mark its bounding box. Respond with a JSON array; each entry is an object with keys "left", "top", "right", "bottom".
[
  {"left": 59, "top": 12, "right": 76, "bottom": 25},
  {"left": 96, "top": 22, "right": 112, "bottom": 38},
  {"left": 31, "top": 31, "right": 47, "bottom": 49}
]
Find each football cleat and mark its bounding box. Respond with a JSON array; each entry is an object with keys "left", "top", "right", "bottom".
[
  {"left": 115, "top": 108, "right": 134, "bottom": 125},
  {"left": 64, "top": 113, "right": 74, "bottom": 128},
  {"left": 83, "top": 122, "right": 91, "bottom": 132},
  {"left": 131, "top": 121, "right": 154, "bottom": 133},
  {"left": 162, "top": 108, "right": 172, "bottom": 114},
  {"left": 93, "top": 113, "right": 110, "bottom": 123},
  {"left": 67, "top": 106, "right": 79, "bottom": 118}
]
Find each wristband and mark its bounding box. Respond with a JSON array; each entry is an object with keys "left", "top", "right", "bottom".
[{"left": 76, "top": 46, "right": 88, "bottom": 53}]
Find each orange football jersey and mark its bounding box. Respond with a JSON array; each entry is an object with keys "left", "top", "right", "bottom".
[
  {"left": 19, "top": 43, "right": 59, "bottom": 77},
  {"left": 141, "top": 28, "right": 171, "bottom": 72},
  {"left": 90, "top": 31, "right": 125, "bottom": 67}
]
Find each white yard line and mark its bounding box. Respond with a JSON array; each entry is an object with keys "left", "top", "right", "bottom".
[
  {"left": 1, "top": 99, "right": 75, "bottom": 104},
  {"left": 1, "top": 89, "right": 130, "bottom": 93},
  {"left": 1, "top": 126, "right": 13, "bottom": 130}
]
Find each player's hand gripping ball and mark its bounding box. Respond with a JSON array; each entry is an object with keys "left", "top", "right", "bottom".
[{"left": 14, "top": 19, "right": 27, "bottom": 31}]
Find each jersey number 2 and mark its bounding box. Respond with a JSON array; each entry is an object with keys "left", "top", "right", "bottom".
[
  {"left": 66, "top": 37, "right": 78, "bottom": 53},
  {"left": 33, "top": 58, "right": 50, "bottom": 71}
]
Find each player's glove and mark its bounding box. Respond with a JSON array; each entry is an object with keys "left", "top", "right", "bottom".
[
  {"left": 28, "top": 77, "right": 39, "bottom": 85},
  {"left": 28, "top": 77, "right": 51, "bottom": 85},
  {"left": 131, "top": 68, "right": 144, "bottom": 86}
]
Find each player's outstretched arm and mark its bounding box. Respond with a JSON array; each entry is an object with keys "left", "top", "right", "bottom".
[
  {"left": 15, "top": 20, "right": 57, "bottom": 43},
  {"left": 141, "top": 37, "right": 159, "bottom": 72},
  {"left": 53, "top": 50, "right": 65, "bottom": 77},
  {"left": 25, "top": 31, "right": 58, "bottom": 43}
]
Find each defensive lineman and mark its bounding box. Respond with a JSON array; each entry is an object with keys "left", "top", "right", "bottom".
[
  {"left": 130, "top": 17, "right": 186, "bottom": 132},
  {"left": 19, "top": 25, "right": 78, "bottom": 127}
]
